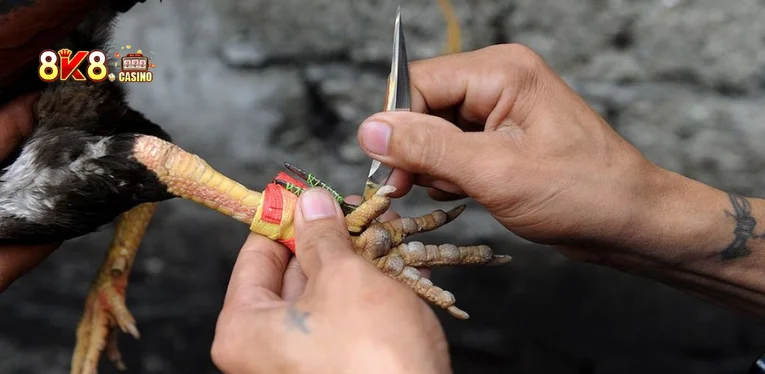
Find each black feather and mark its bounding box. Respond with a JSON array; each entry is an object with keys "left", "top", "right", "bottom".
[{"left": 0, "top": 3, "right": 174, "bottom": 245}]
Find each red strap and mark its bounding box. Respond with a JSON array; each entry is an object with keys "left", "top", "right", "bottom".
[
  {"left": 250, "top": 171, "right": 308, "bottom": 253},
  {"left": 261, "top": 172, "right": 306, "bottom": 224},
  {"left": 279, "top": 238, "right": 296, "bottom": 250},
  {"left": 261, "top": 183, "right": 283, "bottom": 224}
]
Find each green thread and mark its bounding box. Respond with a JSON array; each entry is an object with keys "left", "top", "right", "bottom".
[
  {"left": 275, "top": 180, "right": 306, "bottom": 196},
  {"left": 277, "top": 162, "right": 360, "bottom": 215}
]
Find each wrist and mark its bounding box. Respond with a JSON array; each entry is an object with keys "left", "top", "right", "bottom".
[
  {"left": 607, "top": 163, "right": 765, "bottom": 276},
  {"left": 616, "top": 166, "right": 730, "bottom": 266},
  {"left": 595, "top": 166, "right": 765, "bottom": 319}
]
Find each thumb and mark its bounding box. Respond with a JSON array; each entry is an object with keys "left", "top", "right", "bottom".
[
  {"left": 294, "top": 188, "right": 356, "bottom": 279},
  {"left": 357, "top": 111, "right": 503, "bottom": 186}
]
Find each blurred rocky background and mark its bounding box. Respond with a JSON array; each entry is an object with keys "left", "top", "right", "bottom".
[{"left": 3, "top": 0, "right": 765, "bottom": 373}]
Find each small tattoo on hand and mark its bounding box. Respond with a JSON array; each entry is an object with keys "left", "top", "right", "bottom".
[
  {"left": 721, "top": 193, "right": 765, "bottom": 259},
  {"left": 284, "top": 304, "right": 311, "bottom": 334}
]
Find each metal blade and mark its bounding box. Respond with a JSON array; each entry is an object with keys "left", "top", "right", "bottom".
[
  {"left": 385, "top": 6, "right": 411, "bottom": 112},
  {"left": 362, "top": 6, "right": 411, "bottom": 202}
]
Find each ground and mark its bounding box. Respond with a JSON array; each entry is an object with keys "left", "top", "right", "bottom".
[{"left": 2, "top": 0, "right": 765, "bottom": 373}]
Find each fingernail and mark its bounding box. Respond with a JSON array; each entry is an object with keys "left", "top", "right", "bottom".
[
  {"left": 359, "top": 120, "right": 391, "bottom": 155},
  {"left": 300, "top": 189, "right": 338, "bottom": 221}
]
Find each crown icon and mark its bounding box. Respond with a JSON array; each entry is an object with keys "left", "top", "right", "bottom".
[{"left": 58, "top": 49, "right": 72, "bottom": 58}]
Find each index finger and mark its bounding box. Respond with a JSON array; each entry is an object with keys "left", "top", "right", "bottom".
[
  {"left": 408, "top": 44, "right": 544, "bottom": 128},
  {"left": 222, "top": 233, "right": 291, "bottom": 310}
]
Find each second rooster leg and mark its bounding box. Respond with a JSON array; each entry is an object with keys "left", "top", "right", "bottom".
[{"left": 70, "top": 202, "right": 157, "bottom": 374}]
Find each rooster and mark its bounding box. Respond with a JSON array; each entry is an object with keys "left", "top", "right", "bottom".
[{"left": 0, "top": 1, "right": 510, "bottom": 373}]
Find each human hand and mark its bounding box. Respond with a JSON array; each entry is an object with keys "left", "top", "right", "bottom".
[
  {"left": 358, "top": 44, "right": 697, "bottom": 262},
  {"left": 211, "top": 188, "right": 450, "bottom": 374},
  {"left": 0, "top": 93, "right": 60, "bottom": 293}
]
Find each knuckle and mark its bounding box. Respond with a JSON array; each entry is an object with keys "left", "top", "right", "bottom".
[
  {"left": 210, "top": 340, "right": 226, "bottom": 367},
  {"left": 486, "top": 43, "right": 551, "bottom": 116},
  {"left": 210, "top": 332, "right": 239, "bottom": 371},
  {"left": 486, "top": 43, "right": 548, "bottom": 87},
  {"left": 494, "top": 43, "right": 546, "bottom": 70}
]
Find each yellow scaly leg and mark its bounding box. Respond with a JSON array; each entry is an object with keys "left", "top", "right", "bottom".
[{"left": 71, "top": 203, "right": 156, "bottom": 374}]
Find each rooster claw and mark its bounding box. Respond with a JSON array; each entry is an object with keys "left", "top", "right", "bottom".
[{"left": 71, "top": 279, "right": 138, "bottom": 374}]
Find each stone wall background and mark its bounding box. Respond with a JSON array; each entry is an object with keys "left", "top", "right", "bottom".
[{"left": 3, "top": 0, "right": 765, "bottom": 373}]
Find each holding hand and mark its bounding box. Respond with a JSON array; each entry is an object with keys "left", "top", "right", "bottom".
[
  {"left": 212, "top": 188, "right": 450, "bottom": 374},
  {"left": 359, "top": 44, "right": 721, "bottom": 263},
  {"left": 359, "top": 44, "right": 765, "bottom": 320}
]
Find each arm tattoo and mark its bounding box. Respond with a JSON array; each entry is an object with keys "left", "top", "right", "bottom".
[
  {"left": 284, "top": 304, "right": 311, "bottom": 334},
  {"left": 721, "top": 193, "right": 765, "bottom": 259}
]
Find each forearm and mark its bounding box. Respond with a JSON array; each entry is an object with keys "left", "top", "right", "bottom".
[{"left": 599, "top": 167, "right": 765, "bottom": 320}]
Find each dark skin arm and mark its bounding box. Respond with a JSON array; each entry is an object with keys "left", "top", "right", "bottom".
[{"left": 0, "top": 93, "right": 60, "bottom": 292}]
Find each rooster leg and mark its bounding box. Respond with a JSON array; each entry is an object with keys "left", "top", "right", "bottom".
[
  {"left": 270, "top": 164, "right": 513, "bottom": 318},
  {"left": 131, "top": 139, "right": 510, "bottom": 320},
  {"left": 270, "top": 168, "right": 512, "bottom": 318},
  {"left": 70, "top": 203, "right": 156, "bottom": 374},
  {"left": 351, "top": 186, "right": 512, "bottom": 319},
  {"left": 105, "top": 330, "right": 127, "bottom": 371}
]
